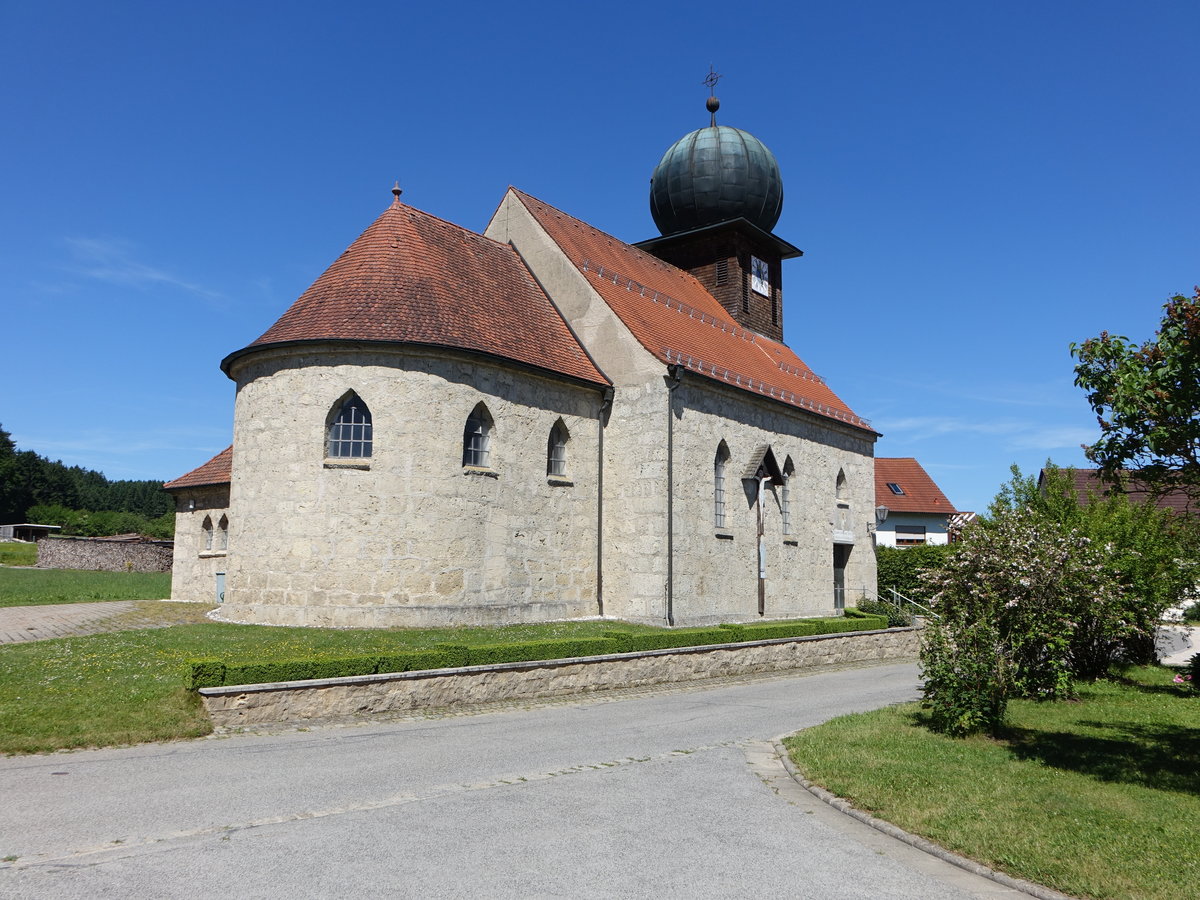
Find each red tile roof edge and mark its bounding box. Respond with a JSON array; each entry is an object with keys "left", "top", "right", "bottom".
[
  {"left": 875, "top": 457, "right": 956, "bottom": 513},
  {"left": 164, "top": 446, "right": 233, "bottom": 490}
]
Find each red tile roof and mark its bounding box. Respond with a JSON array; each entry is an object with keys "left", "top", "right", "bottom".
[
  {"left": 1059, "top": 468, "right": 1194, "bottom": 515},
  {"left": 875, "top": 458, "right": 955, "bottom": 513},
  {"left": 508, "top": 189, "right": 874, "bottom": 432},
  {"left": 164, "top": 446, "right": 233, "bottom": 490},
  {"left": 227, "top": 197, "right": 608, "bottom": 387}
]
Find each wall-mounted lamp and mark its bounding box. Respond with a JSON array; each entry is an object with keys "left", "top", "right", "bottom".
[
  {"left": 875, "top": 505, "right": 889, "bottom": 525},
  {"left": 188, "top": 499, "right": 195, "bottom": 511}
]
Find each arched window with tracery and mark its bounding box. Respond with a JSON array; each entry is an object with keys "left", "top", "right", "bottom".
[
  {"left": 714, "top": 441, "right": 731, "bottom": 529},
  {"left": 463, "top": 402, "right": 493, "bottom": 468},
  {"left": 217, "top": 514, "right": 229, "bottom": 551},
  {"left": 326, "top": 392, "right": 373, "bottom": 459},
  {"left": 547, "top": 419, "right": 569, "bottom": 477}
]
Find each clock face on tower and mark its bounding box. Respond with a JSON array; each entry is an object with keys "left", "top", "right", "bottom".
[{"left": 750, "top": 256, "right": 770, "bottom": 296}]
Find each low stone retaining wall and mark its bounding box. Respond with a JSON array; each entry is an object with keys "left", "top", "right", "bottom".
[
  {"left": 38, "top": 536, "right": 173, "bottom": 573},
  {"left": 200, "top": 627, "right": 920, "bottom": 729}
]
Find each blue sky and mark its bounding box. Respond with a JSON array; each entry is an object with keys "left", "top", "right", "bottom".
[{"left": 2, "top": 1, "right": 1196, "bottom": 515}]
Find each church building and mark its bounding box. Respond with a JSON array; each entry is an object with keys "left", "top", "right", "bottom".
[{"left": 165, "top": 95, "right": 880, "bottom": 628}]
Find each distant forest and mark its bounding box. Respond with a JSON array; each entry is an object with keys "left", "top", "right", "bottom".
[{"left": 0, "top": 423, "right": 175, "bottom": 538}]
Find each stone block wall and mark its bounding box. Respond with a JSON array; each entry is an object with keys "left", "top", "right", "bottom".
[
  {"left": 221, "top": 345, "right": 605, "bottom": 628},
  {"left": 38, "top": 536, "right": 174, "bottom": 574},
  {"left": 169, "top": 485, "right": 231, "bottom": 604}
]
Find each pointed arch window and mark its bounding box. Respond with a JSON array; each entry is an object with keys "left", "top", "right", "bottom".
[
  {"left": 326, "top": 392, "right": 373, "bottom": 459},
  {"left": 836, "top": 469, "right": 848, "bottom": 501},
  {"left": 782, "top": 457, "right": 795, "bottom": 536},
  {"left": 714, "top": 441, "right": 731, "bottom": 529},
  {"left": 202, "top": 516, "right": 214, "bottom": 552},
  {"left": 463, "top": 403, "right": 493, "bottom": 468},
  {"left": 217, "top": 514, "right": 229, "bottom": 552},
  {"left": 547, "top": 419, "right": 569, "bottom": 477}
]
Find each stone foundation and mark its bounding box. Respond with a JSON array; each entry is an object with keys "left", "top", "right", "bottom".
[{"left": 200, "top": 627, "right": 919, "bottom": 729}]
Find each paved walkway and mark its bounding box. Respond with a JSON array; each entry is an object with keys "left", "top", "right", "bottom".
[
  {"left": 0, "top": 599, "right": 214, "bottom": 644},
  {"left": 1157, "top": 623, "right": 1200, "bottom": 666}
]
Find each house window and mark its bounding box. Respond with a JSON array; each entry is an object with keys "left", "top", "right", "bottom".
[
  {"left": 896, "top": 524, "right": 927, "bottom": 546},
  {"left": 714, "top": 442, "right": 731, "bottom": 529},
  {"left": 202, "top": 516, "right": 213, "bottom": 552},
  {"left": 217, "top": 515, "right": 229, "bottom": 551},
  {"left": 547, "top": 420, "right": 569, "bottom": 477},
  {"left": 887, "top": 482, "right": 905, "bottom": 496},
  {"left": 782, "top": 457, "right": 794, "bottom": 536},
  {"left": 463, "top": 403, "right": 493, "bottom": 468},
  {"left": 326, "top": 392, "right": 373, "bottom": 459}
]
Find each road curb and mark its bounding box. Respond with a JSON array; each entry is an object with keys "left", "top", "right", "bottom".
[{"left": 772, "top": 739, "right": 1075, "bottom": 900}]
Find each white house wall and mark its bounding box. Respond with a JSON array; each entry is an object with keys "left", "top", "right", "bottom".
[{"left": 875, "top": 512, "right": 950, "bottom": 548}]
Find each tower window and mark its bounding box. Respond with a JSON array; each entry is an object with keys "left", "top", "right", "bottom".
[
  {"left": 715, "top": 259, "right": 728, "bottom": 286},
  {"left": 741, "top": 272, "right": 749, "bottom": 314},
  {"left": 463, "top": 403, "right": 493, "bottom": 468},
  {"left": 714, "top": 441, "right": 731, "bottom": 529},
  {"left": 327, "top": 392, "right": 373, "bottom": 459},
  {"left": 547, "top": 420, "right": 569, "bottom": 477}
]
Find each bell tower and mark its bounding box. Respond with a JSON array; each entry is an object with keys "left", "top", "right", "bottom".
[{"left": 635, "top": 78, "right": 801, "bottom": 342}]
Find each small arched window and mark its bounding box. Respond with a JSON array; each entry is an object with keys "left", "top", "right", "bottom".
[
  {"left": 217, "top": 514, "right": 229, "bottom": 551},
  {"left": 547, "top": 419, "right": 569, "bottom": 477},
  {"left": 836, "top": 468, "right": 848, "bottom": 502},
  {"left": 202, "top": 516, "right": 213, "bottom": 552},
  {"left": 714, "top": 441, "right": 731, "bottom": 529},
  {"left": 463, "top": 403, "right": 493, "bottom": 468},
  {"left": 327, "top": 392, "right": 373, "bottom": 459},
  {"left": 782, "top": 457, "right": 795, "bottom": 536}
]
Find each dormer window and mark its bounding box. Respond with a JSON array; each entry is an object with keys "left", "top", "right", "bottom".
[{"left": 887, "top": 482, "right": 905, "bottom": 496}]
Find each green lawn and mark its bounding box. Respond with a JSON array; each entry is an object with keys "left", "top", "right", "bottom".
[
  {"left": 0, "top": 568, "right": 171, "bottom": 607},
  {"left": 0, "top": 618, "right": 665, "bottom": 754},
  {"left": 0, "top": 543, "right": 37, "bottom": 567},
  {"left": 784, "top": 667, "right": 1200, "bottom": 900}
]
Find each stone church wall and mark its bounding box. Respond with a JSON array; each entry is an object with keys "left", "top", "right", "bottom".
[
  {"left": 38, "top": 535, "right": 174, "bottom": 574},
  {"left": 220, "top": 345, "right": 605, "bottom": 628},
  {"left": 169, "top": 485, "right": 231, "bottom": 604},
  {"left": 668, "top": 375, "right": 877, "bottom": 624}
]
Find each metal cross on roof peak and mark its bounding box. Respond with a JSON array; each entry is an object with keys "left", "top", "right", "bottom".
[{"left": 703, "top": 65, "right": 722, "bottom": 95}]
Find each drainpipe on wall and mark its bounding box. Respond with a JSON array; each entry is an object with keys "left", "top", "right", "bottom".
[
  {"left": 665, "top": 365, "right": 683, "bottom": 627},
  {"left": 596, "top": 386, "right": 613, "bottom": 617}
]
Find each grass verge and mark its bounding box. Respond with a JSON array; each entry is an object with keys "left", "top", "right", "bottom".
[
  {"left": 0, "top": 568, "right": 171, "bottom": 607},
  {"left": 0, "top": 543, "right": 37, "bottom": 567},
  {"left": 784, "top": 666, "right": 1199, "bottom": 900},
  {"left": 0, "top": 618, "right": 665, "bottom": 754}
]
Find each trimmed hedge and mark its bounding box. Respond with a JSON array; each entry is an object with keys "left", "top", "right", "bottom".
[
  {"left": 464, "top": 638, "right": 619, "bottom": 666},
  {"left": 604, "top": 627, "right": 732, "bottom": 653},
  {"left": 186, "top": 616, "right": 892, "bottom": 689}
]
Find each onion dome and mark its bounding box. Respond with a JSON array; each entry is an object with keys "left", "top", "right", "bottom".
[{"left": 649, "top": 101, "right": 784, "bottom": 236}]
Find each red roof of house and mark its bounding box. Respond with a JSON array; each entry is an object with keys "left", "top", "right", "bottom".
[
  {"left": 875, "top": 458, "right": 955, "bottom": 514},
  {"left": 1060, "top": 468, "right": 1193, "bottom": 515},
  {"left": 508, "top": 189, "right": 873, "bottom": 433},
  {"left": 226, "top": 195, "right": 608, "bottom": 388},
  {"left": 164, "top": 446, "right": 233, "bottom": 490}
]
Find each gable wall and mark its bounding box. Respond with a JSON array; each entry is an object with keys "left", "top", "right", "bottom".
[{"left": 221, "top": 345, "right": 604, "bottom": 627}]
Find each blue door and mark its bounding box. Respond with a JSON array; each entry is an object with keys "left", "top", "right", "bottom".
[{"left": 215, "top": 572, "right": 225, "bottom": 604}]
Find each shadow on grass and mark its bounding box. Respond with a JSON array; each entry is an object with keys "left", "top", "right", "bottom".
[{"left": 999, "top": 720, "right": 1200, "bottom": 795}]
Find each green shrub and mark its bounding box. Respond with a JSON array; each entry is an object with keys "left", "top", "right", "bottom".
[
  {"left": 855, "top": 600, "right": 913, "bottom": 628},
  {"left": 875, "top": 544, "right": 952, "bottom": 602},
  {"left": 1182, "top": 603, "right": 1200, "bottom": 624},
  {"left": 808, "top": 616, "right": 887, "bottom": 634},
  {"left": 731, "top": 621, "right": 818, "bottom": 641},
  {"left": 605, "top": 628, "right": 732, "bottom": 652},
  {"left": 465, "top": 638, "right": 619, "bottom": 666}
]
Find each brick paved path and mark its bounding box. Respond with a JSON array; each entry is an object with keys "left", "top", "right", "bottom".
[{"left": 0, "top": 600, "right": 215, "bottom": 644}]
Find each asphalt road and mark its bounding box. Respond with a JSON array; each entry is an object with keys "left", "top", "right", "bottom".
[{"left": 0, "top": 663, "right": 1030, "bottom": 899}]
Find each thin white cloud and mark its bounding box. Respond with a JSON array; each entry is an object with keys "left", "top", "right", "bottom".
[
  {"left": 64, "top": 237, "right": 223, "bottom": 301},
  {"left": 877, "top": 415, "right": 1097, "bottom": 452}
]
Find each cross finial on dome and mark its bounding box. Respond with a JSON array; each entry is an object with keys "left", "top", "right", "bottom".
[
  {"left": 703, "top": 65, "right": 722, "bottom": 126},
  {"left": 391, "top": 181, "right": 403, "bottom": 204}
]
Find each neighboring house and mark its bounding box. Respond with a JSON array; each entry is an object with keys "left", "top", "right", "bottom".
[
  {"left": 874, "top": 458, "right": 956, "bottom": 547},
  {"left": 165, "top": 97, "right": 881, "bottom": 628},
  {"left": 1042, "top": 468, "right": 1195, "bottom": 516}
]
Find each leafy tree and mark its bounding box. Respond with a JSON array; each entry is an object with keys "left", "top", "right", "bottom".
[
  {"left": 1071, "top": 287, "right": 1200, "bottom": 506},
  {"left": 996, "top": 464, "right": 1199, "bottom": 667}
]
